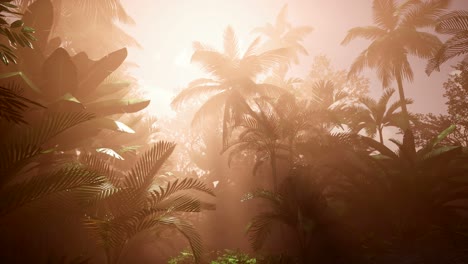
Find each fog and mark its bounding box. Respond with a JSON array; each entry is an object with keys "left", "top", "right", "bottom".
[{"left": 1, "top": 0, "right": 468, "bottom": 263}]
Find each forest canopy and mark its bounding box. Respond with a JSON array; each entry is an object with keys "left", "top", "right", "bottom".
[{"left": 0, "top": 0, "right": 468, "bottom": 263}]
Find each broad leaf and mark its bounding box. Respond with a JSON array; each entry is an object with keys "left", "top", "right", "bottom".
[
  {"left": 77, "top": 48, "right": 128, "bottom": 98},
  {"left": 42, "top": 48, "right": 78, "bottom": 99}
]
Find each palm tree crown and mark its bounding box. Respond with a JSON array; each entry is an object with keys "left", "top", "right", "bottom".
[
  {"left": 342, "top": 0, "right": 448, "bottom": 128},
  {"left": 171, "top": 26, "right": 288, "bottom": 147},
  {"left": 348, "top": 88, "right": 413, "bottom": 143}
]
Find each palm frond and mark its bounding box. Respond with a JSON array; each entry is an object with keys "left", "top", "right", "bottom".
[
  {"left": 246, "top": 212, "right": 281, "bottom": 251},
  {"left": 0, "top": 85, "right": 44, "bottom": 124},
  {"left": 400, "top": 0, "right": 450, "bottom": 28},
  {"left": 190, "top": 91, "right": 228, "bottom": 128},
  {"left": 73, "top": 0, "right": 134, "bottom": 24},
  {"left": 148, "top": 177, "right": 215, "bottom": 206},
  {"left": 242, "top": 189, "right": 282, "bottom": 205},
  {"left": 372, "top": 0, "right": 398, "bottom": 30},
  {"left": 341, "top": 26, "right": 387, "bottom": 45},
  {"left": 0, "top": 165, "right": 105, "bottom": 216},
  {"left": 20, "top": 111, "right": 96, "bottom": 147},
  {"left": 171, "top": 84, "right": 225, "bottom": 110},
  {"left": 124, "top": 141, "right": 176, "bottom": 190},
  {"left": 435, "top": 10, "right": 468, "bottom": 34},
  {"left": 426, "top": 32, "right": 468, "bottom": 74},
  {"left": 223, "top": 26, "right": 239, "bottom": 59}
]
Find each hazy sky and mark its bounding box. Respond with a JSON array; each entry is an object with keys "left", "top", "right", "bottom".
[{"left": 121, "top": 0, "right": 468, "bottom": 117}]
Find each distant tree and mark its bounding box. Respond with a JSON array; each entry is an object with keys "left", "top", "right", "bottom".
[
  {"left": 342, "top": 0, "right": 448, "bottom": 129},
  {"left": 413, "top": 62, "right": 468, "bottom": 147},
  {"left": 304, "top": 55, "right": 369, "bottom": 105},
  {"left": 426, "top": 10, "right": 468, "bottom": 74},
  {"left": 252, "top": 4, "right": 313, "bottom": 65}
]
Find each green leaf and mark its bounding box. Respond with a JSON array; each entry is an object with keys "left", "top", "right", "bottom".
[
  {"left": 0, "top": 72, "right": 41, "bottom": 93},
  {"left": 21, "top": 26, "right": 35, "bottom": 33},
  {"left": 418, "top": 124, "right": 457, "bottom": 157},
  {"left": 10, "top": 20, "right": 23, "bottom": 28}
]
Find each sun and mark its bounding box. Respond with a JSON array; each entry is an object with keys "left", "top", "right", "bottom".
[{"left": 122, "top": 0, "right": 286, "bottom": 118}]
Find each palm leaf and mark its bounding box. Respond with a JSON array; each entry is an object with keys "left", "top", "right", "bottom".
[
  {"left": 0, "top": 165, "right": 105, "bottom": 216},
  {"left": 148, "top": 177, "right": 215, "bottom": 206},
  {"left": 124, "top": 141, "right": 176, "bottom": 190},
  {"left": 246, "top": 212, "right": 281, "bottom": 251},
  {"left": 0, "top": 85, "right": 44, "bottom": 124}
]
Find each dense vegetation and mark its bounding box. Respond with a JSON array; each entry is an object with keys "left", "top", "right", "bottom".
[{"left": 0, "top": 0, "right": 467, "bottom": 263}]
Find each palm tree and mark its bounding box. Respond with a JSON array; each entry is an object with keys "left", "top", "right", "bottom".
[
  {"left": 224, "top": 93, "right": 323, "bottom": 190},
  {"left": 82, "top": 141, "right": 215, "bottom": 264},
  {"left": 224, "top": 98, "right": 290, "bottom": 190},
  {"left": 341, "top": 0, "right": 448, "bottom": 129},
  {"left": 348, "top": 88, "right": 413, "bottom": 144},
  {"left": 171, "top": 26, "right": 288, "bottom": 148},
  {"left": 252, "top": 4, "right": 313, "bottom": 65},
  {"left": 243, "top": 167, "right": 353, "bottom": 263},
  {"left": 426, "top": 10, "right": 468, "bottom": 74}
]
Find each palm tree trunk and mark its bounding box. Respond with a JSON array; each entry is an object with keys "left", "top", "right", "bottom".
[
  {"left": 395, "top": 73, "right": 411, "bottom": 131},
  {"left": 270, "top": 149, "right": 278, "bottom": 191},
  {"left": 378, "top": 127, "right": 384, "bottom": 144}
]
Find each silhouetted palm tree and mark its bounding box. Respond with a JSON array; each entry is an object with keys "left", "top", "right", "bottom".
[
  {"left": 342, "top": 0, "right": 448, "bottom": 129},
  {"left": 171, "top": 26, "right": 288, "bottom": 148},
  {"left": 252, "top": 4, "right": 313, "bottom": 65},
  {"left": 427, "top": 10, "right": 468, "bottom": 74},
  {"left": 348, "top": 88, "right": 413, "bottom": 143},
  {"left": 224, "top": 98, "right": 290, "bottom": 190},
  {"left": 243, "top": 167, "right": 353, "bottom": 264}
]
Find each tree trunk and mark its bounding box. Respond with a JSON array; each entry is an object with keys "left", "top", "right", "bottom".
[
  {"left": 270, "top": 149, "right": 277, "bottom": 191},
  {"left": 395, "top": 73, "right": 411, "bottom": 131},
  {"left": 378, "top": 127, "right": 384, "bottom": 144}
]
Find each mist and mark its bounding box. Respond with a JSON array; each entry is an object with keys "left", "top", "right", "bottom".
[{"left": 1, "top": 0, "right": 468, "bottom": 263}]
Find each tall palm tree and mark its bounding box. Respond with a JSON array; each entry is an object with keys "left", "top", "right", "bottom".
[
  {"left": 426, "top": 10, "right": 468, "bottom": 74},
  {"left": 171, "top": 26, "right": 288, "bottom": 148},
  {"left": 341, "top": 0, "right": 448, "bottom": 129},
  {"left": 348, "top": 88, "right": 413, "bottom": 144}
]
